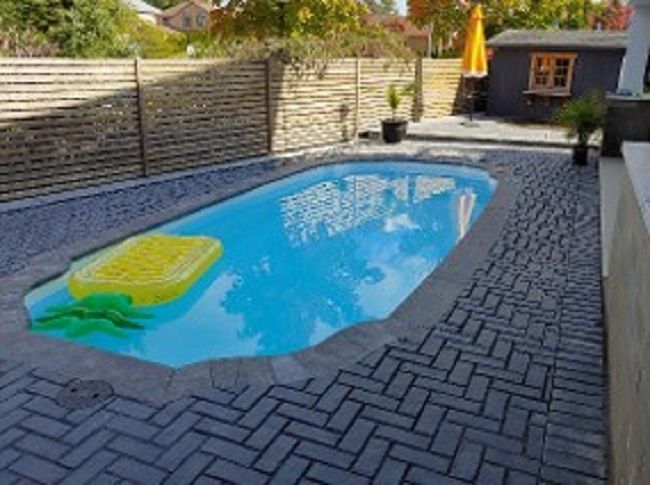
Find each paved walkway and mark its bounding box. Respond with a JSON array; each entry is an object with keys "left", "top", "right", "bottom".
[
  {"left": 371, "top": 115, "right": 600, "bottom": 148},
  {"left": 0, "top": 146, "right": 606, "bottom": 484}
]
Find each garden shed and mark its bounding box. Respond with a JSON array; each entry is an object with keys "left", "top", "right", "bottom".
[{"left": 486, "top": 30, "right": 627, "bottom": 121}]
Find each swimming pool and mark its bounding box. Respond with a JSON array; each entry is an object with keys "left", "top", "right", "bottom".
[{"left": 26, "top": 161, "right": 496, "bottom": 367}]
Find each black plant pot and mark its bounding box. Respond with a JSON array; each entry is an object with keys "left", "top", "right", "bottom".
[
  {"left": 382, "top": 119, "right": 408, "bottom": 144},
  {"left": 572, "top": 144, "right": 589, "bottom": 166}
]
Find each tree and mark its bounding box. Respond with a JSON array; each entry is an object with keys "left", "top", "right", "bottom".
[
  {"left": 408, "top": 0, "right": 465, "bottom": 54},
  {"left": 520, "top": 0, "right": 593, "bottom": 30},
  {"left": 408, "top": 0, "right": 620, "bottom": 55},
  {"left": 0, "top": 0, "right": 184, "bottom": 58},
  {"left": 0, "top": 0, "right": 57, "bottom": 55},
  {"left": 0, "top": 0, "right": 127, "bottom": 57},
  {"left": 494, "top": 0, "right": 633, "bottom": 31},
  {"left": 592, "top": 1, "right": 634, "bottom": 30},
  {"left": 57, "top": 0, "right": 129, "bottom": 57},
  {"left": 213, "top": 0, "right": 368, "bottom": 39}
]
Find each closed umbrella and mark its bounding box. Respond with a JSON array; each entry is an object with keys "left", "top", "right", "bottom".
[{"left": 462, "top": 4, "right": 488, "bottom": 125}]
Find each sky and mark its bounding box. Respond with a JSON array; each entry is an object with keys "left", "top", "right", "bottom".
[{"left": 396, "top": 0, "right": 407, "bottom": 14}]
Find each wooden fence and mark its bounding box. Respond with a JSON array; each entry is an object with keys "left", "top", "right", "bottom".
[
  {"left": 139, "top": 60, "right": 269, "bottom": 175},
  {"left": 0, "top": 57, "right": 464, "bottom": 202}
]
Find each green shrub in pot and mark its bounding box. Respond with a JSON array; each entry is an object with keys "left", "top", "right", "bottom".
[
  {"left": 382, "top": 83, "right": 414, "bottom": 144},
  {"left": 554, "top": 91, "right": 606, "bottom": 166}
]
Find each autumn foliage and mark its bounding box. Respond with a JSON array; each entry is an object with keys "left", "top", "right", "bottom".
[
  {"left": 212, "top": 0, "right": 368, "bottom": 39},
  {"left": 408, "top": 0, "right": 632, "bottom": 55}
]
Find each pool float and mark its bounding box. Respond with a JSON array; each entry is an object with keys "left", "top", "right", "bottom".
[
  {"left": 33, "top": 293, "right": 151, "bottom": 338},
  {"left": 68, "top": 234, "right": 223, "bottom": 306}
]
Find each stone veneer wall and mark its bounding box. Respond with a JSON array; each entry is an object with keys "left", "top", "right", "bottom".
[{"left": 605, "top": 142, "right": 650, "bottom": 485}]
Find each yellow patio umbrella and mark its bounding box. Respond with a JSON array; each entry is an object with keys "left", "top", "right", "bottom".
[
  {"left": 461, "top": 5, "right": 488, "bottom": 123},
  {"left": 462, "top": 4, "right": 488, "bottom": 78}
]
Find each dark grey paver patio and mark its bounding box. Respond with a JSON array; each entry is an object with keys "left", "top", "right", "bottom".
[{"left": 0, "top": 145, "right": 606, "bottom": 484}]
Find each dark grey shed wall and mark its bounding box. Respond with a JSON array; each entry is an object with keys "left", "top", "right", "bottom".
[{"left": 487, "top": 46, "right": 625, "bottom": 121}]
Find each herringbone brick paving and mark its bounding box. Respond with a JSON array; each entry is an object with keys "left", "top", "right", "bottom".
[{"left": 0, "top": 149, "right": 607, "bottom": 484}]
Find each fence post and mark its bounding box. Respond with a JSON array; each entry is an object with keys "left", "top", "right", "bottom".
[
  {"left": 134, "top": 58, "right": 149, "bottom": 176},
  {"left": 414, "top": 57, "right": 424, "bottom": 122},
  {"left": 355, "top": 57, "right": 361, "bottom": 140},
  {"left": 265, "top": 57, "right": 274, "bottom": 154}
]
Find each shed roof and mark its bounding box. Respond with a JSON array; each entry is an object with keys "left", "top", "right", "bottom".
[
  {"left": 121, "top": 0, "right": 161, "bottom": 15},
  {"left": 160, "top": 0, "right": 215, "bottom": 18},
  {"left": 487, "top": 30, "right": 627, "bottom": 50}
]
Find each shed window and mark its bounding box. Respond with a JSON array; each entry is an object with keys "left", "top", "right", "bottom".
[
  {"left": 528, "top": 53, "right": 576, "bottom": 95},
  {"left": 182, "top": 12, "right": 192, "bottom": 28},
  {"left": 196, "top": 13, "right": 207, "bottom": 28}
]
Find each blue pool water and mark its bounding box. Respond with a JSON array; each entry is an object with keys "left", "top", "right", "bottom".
[{"left": 26, "top": 162, "right": 496, "bottom": 367}]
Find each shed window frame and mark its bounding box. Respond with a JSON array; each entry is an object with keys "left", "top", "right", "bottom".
[{"left": 527, "top": 52, "right": 577, "bottom": 96}]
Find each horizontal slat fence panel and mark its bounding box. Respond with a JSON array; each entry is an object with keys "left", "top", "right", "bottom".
[
  {"left": 0, "top": 58, "right": 270, "bottom": 201},
  {"left": 0, "top": 59, "right": 141, "bottom": 202},
  {"left": 139, "top": 60, "right": 268, "bottom": 175},
  {"left": 270, "top": 59, "right": 358, "bottom": 152},
  {"left": 421, "top": 58, "right": 464, "bottom": 118},
  {"left": 0, "top": 57, "right": 463, "bottom": 202}
]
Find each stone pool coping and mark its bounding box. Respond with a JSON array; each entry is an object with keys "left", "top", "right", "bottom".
[{"left": 0, "top": 146, "right": 521, "bottom": 403}]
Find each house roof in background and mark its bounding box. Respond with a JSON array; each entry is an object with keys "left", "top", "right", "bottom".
[
  {"left": 487, "top": 29, "right": 628, "bottom": 50},
  {"left": 160, "top": 0, "right": 215, "bottom": 18},
  {"left": 121, "top": 0, "right": 161, "bottom": 15}
]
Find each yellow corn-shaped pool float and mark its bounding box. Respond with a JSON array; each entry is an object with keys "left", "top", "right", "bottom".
[{"left": 69, "top": 234, "right": 223, "bottom": 306}]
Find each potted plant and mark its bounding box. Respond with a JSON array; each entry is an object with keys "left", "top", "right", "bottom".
[
  {"left": 554, "top": 91, "right": 606, "bottom": 166},
  {"left": 382, "top": 83, "right": 413, "bottom": 144}
]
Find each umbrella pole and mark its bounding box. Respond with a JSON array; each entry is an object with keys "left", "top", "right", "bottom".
[
  {"left": 463, "top": 77, "right": 479, "bottom": 128},
  {"left": 469, "top": 78, "right": 474, "bottom": 122},
  {"left": 461, "top": 4, "right": 487, "bottom": 128}
]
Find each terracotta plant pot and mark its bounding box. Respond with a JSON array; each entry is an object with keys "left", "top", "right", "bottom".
[{"left": 382, "top": 119, "right": 408, "bottom": 144}]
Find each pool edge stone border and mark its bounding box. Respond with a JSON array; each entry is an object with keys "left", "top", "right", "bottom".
[{"left": 0, "top": 145, "right": 521, "bottom": 404}]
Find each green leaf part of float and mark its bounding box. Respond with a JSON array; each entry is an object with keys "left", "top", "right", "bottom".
[{"left": 33, "top": 293, "right": 153, "bottom": 339}]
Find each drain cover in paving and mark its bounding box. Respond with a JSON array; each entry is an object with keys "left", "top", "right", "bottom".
[{"left": 56, "top": 379, "right": 114, "bottom": 410}]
